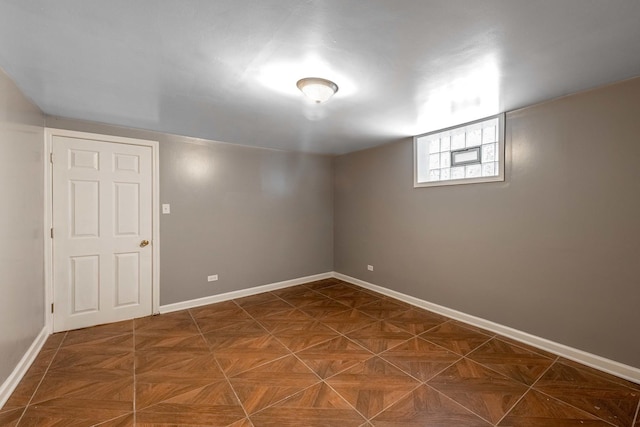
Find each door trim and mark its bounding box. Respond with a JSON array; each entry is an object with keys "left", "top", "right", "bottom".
[{"left": 44, "top": 128, "right": 160, "bottom": 333}]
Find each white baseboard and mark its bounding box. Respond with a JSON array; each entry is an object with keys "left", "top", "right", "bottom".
[
  {"left": 159, "top": 272, "right": 334, "bottom": 314},
  {"left": 334, "top": 272, "right": 640, "bottom": 385},
  {"left": 0, "top": 326, "right": 49, "bottom": 408}
]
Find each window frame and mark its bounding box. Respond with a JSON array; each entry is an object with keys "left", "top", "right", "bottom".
[{"left": 413, "top": 113, "right": 505, "bottom": 188}]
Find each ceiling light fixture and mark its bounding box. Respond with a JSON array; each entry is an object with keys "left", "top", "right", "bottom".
[{"left": 296, "top": 77, "right": 339, "bottom": 103}]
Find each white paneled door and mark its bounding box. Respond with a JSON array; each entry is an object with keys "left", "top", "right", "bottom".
[{"left": 52, "top": 135, "right": 153, "bottom": 332}]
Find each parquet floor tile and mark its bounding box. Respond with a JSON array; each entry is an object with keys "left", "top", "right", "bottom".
[
  {"left": 19, "top": 398, "right": 132, "bottom": 427},
  {"left": 135, "top": 380, "right": 217, "bottom": 413},
  {"left": 330, "top": 292, "right": 385, "bottom": 309},
  {"left": 96, "top": 413, "right": 135, "bottom": 426},
  {"left": 135, "top": 349, "right": 224, "bottom": 377},
  {"left": 450, "top": 320, "right": 495, "bottom": 336},
  {"left": 535, "top": 361, "right": 640, "bottom": 426},
  {"left": 228, "top": 419, "right": 254, "bottom": 427},
  {"left": 211, "top": 335, "right": 286, "bottom": 361},
  {"left": 2, "top": 370, "right": 44, "bottom": 410},
  {"left": 22, "top": 349, "right": 57, "bottom": 376},
  {"left": 135, "top": 350, "right": 225, "bottom": 410},
  {"left": 370, "top": 384, "right": 491, "bottom": 426},
  {"left": 280, "top": 295, "right": 330, "bottom": 309},
  {"left": 2, "top": 335, "right": 65, "bottom": 410},
  {"left": 302, "top": 278, "right": 343, "bottom": 290},
  {"left": 234, "top": 292, "right": 282, "bottom": 308},
  {"left": 3, "top": 279, "right": 639, "bottom": 426},
  {"left": 135, "top": 311, "right": 199, "bottom": 337},
  {"left": 270, "top": 319, "right": 339, "bottom": 352},
  {"left": 215, "top": 352, "right": 291, "bottom": 378},
  {"left": 357, "top": 300, "right": 411, "bottom": 320},
  {"left": 0, "top": 407, "right": 23, "bottom": 427},
  {"left": 428, "top": 358, "right": 529, "bottom": 424},
  {"left": 213, "top": 336, "right": 291, "bottom": 377},
  {"left": 558, "top": 358, "right": 640, "bottom": 392},
  {"left": 318, "top": 308, "right": 378, "bottom": 334},
  {"left": 191, "top": 303, "right": 254, "bottom": 333},
  {"left": 64, "top": 320, "right": 132, "bottom": 338},
  {"left": 467, "top": 338, "right": 555, "bottom": 385},
  {"left": 496, "top": 336, "right": 557, "bottom": 359},
  {"left": 276, "top": 288, "right": 327, "bottom": 304},
  {"left": 315, "top": 284, "right": 366, "bottom": 299},
  {"left": 420, "top": 320, "right": 493, "bottom": 355},
  {"left": 379, "top": 337, "right": 461, "bottom": 382},
  {"left": 241, "top": 299, "right": 294, "bottom": 318},
  {"left": 270, "top": 284, "right": 317, "bottom": 299},
  {"left": 325, "top": 357, "right": 421, "bottom": 419},
  {"left": 254, "top": 308, "right": 313, "bottom": 332},
  {"left": 60, "top": 334, "right": 134, "bottom": 353},
  {"left": 32, "top": 369, "right": 133, "bottom": 406},
  {"left": 135, "top": 332, "right": 209, "bottom": 352},
  {"left": 250, "top": 383, "right": 366, "bottom": 426},
  {"left": 229, "top": 355, "right": 321, "bottom": 414},
  {"left": 258, "top": 308, "right": 318, "bottom": 335},
  {"left": 298, "top": 298, "right": 351, "bottom": 317},
  {"left": 296, "top": 336, "right": 373, "bottom": 379},
  {"left": 189, "top": 300, "right": 240, "bottom": 317},
  {"left": 136, "top": 380, "right": 246, "bottom": 426},
  {"left": 385, "top": 308, "right": 448, "bottom": 335},
  {"left": 48, "top": 346, "right": 133, "bottom": 373},
  {"left": 201, "top": 320, "right": 270, "bottom": 351},
  {"left": 40, "top": 333, "right": 66, "bottom": 351},
  {"left": 498, "top": 389, "right": 611, "bottom": 426},
  {"left": 359, "top": 288, "right": 392, "bottom": 299},
  {"left": 60, "top": 324, "right": 132, "bottom": 350},
  {"left": 381, "top": 298, "right": 414, "bottom": 311},
  {"left": 345, "top": 321, "right": 414, "bottom": 354}
]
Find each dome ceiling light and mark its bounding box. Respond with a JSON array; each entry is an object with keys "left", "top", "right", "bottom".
[{"left": 296, "top": 77, "right": 339, "bottom": 103}]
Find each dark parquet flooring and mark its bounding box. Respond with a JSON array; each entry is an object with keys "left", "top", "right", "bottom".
[{"left": 1, "top": 278, "right": 638, "bottom": 426}]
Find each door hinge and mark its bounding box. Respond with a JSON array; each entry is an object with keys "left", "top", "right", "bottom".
[
  {"left": 51, "top": 303, "right": 54, "bottom": 313},
  {"left": 50, "top": 228, "right": 54, "bottom": 238},
  {"left": 50, "top": 152, "right": 54, "bottom": 163}
]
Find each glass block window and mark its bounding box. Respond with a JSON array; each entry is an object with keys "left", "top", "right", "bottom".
[{"left": 414, "top": 114, "right": 504, "bottom": 187}]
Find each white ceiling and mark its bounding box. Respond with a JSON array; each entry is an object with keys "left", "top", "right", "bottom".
[{"left": 1, "top": 1, "right": 640, "bottom": 154}]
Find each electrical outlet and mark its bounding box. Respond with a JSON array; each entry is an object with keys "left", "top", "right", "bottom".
[
  {"left": 207, "top": 274, "right": 218, "bottom": 282},
  {"left": 367, "top": 265, "right": 374, "bottom": 271}
]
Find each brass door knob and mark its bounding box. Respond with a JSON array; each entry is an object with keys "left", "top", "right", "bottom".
[{"left": 140, "top": 240, "right": 150, "bottom": 247}]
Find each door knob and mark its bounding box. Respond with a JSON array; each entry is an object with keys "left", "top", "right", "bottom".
[{"left": 140, "top": 240, "right": 150, "bottom": 247}]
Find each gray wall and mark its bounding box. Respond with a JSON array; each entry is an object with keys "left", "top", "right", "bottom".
[
  {"left": 0, "top": 68, "right": 45, "bottom": 384},
  {"left": 334, "top": 77, "right": 640, "bottom": 368},
  {"left": 46, "top": 117, "right": 334, "bottom": 305}
]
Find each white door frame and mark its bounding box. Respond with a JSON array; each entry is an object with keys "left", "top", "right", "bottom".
[{"left": 44, "top": 128, "right": 160, "bottom": 333}]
